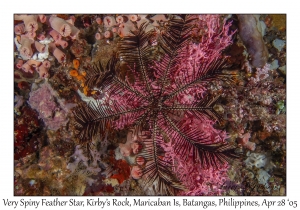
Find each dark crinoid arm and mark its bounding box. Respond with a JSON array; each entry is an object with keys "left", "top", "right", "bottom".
[
  {"left": 72, "top": 14, "right": 239, "bottom": 195},
  {"left": 154, "top": 15, "right": 239, "bottom": 180},
  {"left": 72, "top": 22, "right": 159, "bottom": 143},
  {"left": 156, "top": 15, "right": 239, "bottom": 164},
  {"left": 71, "top": 22, "right": 186, "bottom": 194},
  {"left": 141, "top": 118, "right": 186, "bottom": 195},
  {"left": 160, "top": 94, "right": 240, "bottom": 167},
  {"left": 116, "top": 20, "right": 187, "bottom": 195},
  {"left": 73, "top": 53, "right": 151, "bottom": 143},
  {"left": 73, "top": 99, "right": 147, "bottom": 143}
]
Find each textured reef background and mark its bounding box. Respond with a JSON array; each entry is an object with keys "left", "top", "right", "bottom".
[{"left": 14, "top": 14, "right": 286, "bottom": 196}]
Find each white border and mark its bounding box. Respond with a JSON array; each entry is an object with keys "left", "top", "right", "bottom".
[{"left": 2, "top": 0, "right": 298, "bottom": 209}]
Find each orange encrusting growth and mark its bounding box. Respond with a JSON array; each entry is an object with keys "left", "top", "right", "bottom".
[
  {"left": 69, "top": 69, "right": 78, "bottom": 77},
  {"left": 83, "top": 86, "right": 89, "bottom": 96},
  {"left": 69, "top": 59, "right": 96, "bottom": 96},
  {"left": 73, "top": 59, "right": 80, "bottom": 69},
  {"left": 69, "top": 68, "right": 93, "bottom": 96}
]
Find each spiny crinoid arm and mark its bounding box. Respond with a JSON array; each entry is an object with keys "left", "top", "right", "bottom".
[
  {"left": 140, "top": 117, "right": 185, "bottom": 195},
  {"left": 84, "top": 55, "right": 118, "bottom": 89},
  {"left": 73, "top": 99, "right": 147, "bottom": 143},
  {"left": 157, "top": 15, "right": 197, "bottom": 93},
  {"left": 102, "top": 75, "right": 149, "bottom": 103},
  {"left": 84, "top": 55, "right": 149, "bottom": 101},
  {"left": 161, "top": 111, "right": 239, "bottom": 169},
  {"left": 85, "top": 54, "right": 151, "bottom": 107},
  {"left": 118, "top": 22, "right": 156, "bottom": 97},
  {"left": 165, "top": 96, "right": 224, "bottom": 122},
  {"left": 163, "top": 56, "right": 235, "bottom": 102},
  {"left": 159, "top": 15, "right": 197, "bottom": 58}
]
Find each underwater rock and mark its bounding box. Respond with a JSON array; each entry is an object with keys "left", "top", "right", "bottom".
[
  {"left": 28, "top": 82, "right": 75, "bottom": 130},
  {"left": 237, "top": 15, "right": 269, "bottom": 68}
]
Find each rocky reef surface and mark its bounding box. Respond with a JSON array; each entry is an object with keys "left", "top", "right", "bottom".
[{"left": 13, "top": 14, "right": 286, "bottom": 196}]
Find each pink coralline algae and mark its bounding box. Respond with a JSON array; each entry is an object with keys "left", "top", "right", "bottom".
[{"left": 28, "top": 82, "right": 74, "bottom": 130}]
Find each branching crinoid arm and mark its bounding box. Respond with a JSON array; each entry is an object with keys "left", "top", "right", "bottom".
[
  {"left": 84, "top": 55, "right": 118, "bottom": 89},
  {"left": 73, "top": 99, "right": 147, "bottom": 143},
  {"left": 161, "top": 111, "right": 239, "bottom": 169},
  {"left": 140, "top": 116, "right": 186, "bottom": 195},
  {"left": 85, "top": 55, "right": 149, "bottom": 102},
  {"left": 157, "top": 15, "right": 197, "bottom": 94},
  {"left": 165, "top": 95, "right": 224, "bottom": 122},
  {"left": 163, "top": 55, "right": 236, "bottom": 102},
  {"left": 76, "top": 53, "right": 153, "bottom": 142},
  {"left": 118, "top": 22, "right": 157, "bottom": 97},
  {"left": 160, "top": 15, "right": 237, "bottom": 103}
]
